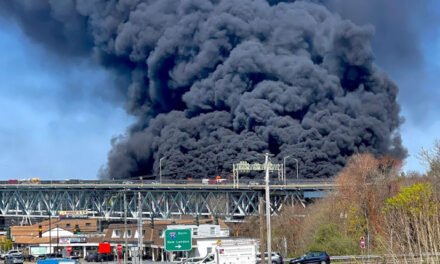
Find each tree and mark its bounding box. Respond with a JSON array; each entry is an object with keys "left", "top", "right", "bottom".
[
  {"left": 0, "top": 239, "right": 12, "bottom": 252},
  {"left": 419, "top": 140, "right": 440, "bottom": 178},
  {"left": 271, "top": 205, "right": 307, "bottom": 256},
  {"left": 383, "top": 182, "right": 440, "bottom": 263},
  {"left": 308, "top": 223, "right": 356, "bottom": 256},
  {"left": 334, "top": 154, "right": 402, "bottom": 254}
]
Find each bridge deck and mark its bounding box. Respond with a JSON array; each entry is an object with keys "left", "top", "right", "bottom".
[{"left": 0, "top": 181, "right": 335, "bottom": 220}]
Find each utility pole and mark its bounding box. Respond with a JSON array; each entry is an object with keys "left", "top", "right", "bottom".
[
  {"left": 138, "top": 192, "right": 143, "bottom": 264},
  {"left": 259, "top": 197, "right": 265, "bottom": 264},
  {"left": 264, "top": 153, "right": 272, "bottom": 264},
  {"left": 124, "top": 192, "right": 128, "bottom": 264},
  {"left": 49, "top": 212, "right": 52, "bottom": 254},
  {"left": 56, "top": 224, "right": 59, "bottom": 255}
]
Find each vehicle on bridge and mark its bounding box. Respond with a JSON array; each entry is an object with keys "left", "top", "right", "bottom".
[
  {"left": 6, "top": 179, "right": 19, "bottom": 184},
  {"left": 26, "top": 178, "right": 41, "bottom": 184},
  {"left": 202, "top": 176, "right": 228, "bottom": 185}
]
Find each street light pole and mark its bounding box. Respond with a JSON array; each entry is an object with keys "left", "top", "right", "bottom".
[
  {"left": 56, "top": 224, "right": 59, "bottom": 255},
  {"left": 159, "top": 157, "right": 165, "bottom": 184},
  {"left": 124, "top": 191, "right": 128, "bottom": 264},
  {"left": 49, "top": 212, "right": 52, "bottom": 254},
  {"left": 283, "top": 156, "right": 290, "bottom": 185},
  {"left": 264, "top": 153, "right": 272, "bottom": 264},
  {"left": 138, "top": 192, "right": 143, "bottom": 264},
  {"left": 292, "top": 158, "right": 299, "bottom": 180}
]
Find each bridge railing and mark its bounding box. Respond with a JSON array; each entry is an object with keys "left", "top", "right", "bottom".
[{"left": 0, "top": 178, "right": 335, "bottom": 186}]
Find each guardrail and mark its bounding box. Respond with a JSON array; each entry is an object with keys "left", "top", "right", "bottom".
[
  {"left": 0, "top": 178, "right": 336, "bottom": 186},
  {"left": 311, "top": 254, "right": 440, "bottom": 264}
]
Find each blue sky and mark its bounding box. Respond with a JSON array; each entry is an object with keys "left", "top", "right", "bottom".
[
  {"left": 0, "top": 5, "right": 439, "bottom": 180},
  {"left": 0, "top": 21, "right": 133, "bottom": 180}
]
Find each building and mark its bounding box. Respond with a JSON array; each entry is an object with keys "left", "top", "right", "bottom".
[
  {"left": 11, "top": 218, "right": 102, "bottom": 257},
  {"left": 104, "top": 218, "right": 230, "bottom": 262},
  {"left": 8, "top": 217, "right": 232, "bottom": 261}
]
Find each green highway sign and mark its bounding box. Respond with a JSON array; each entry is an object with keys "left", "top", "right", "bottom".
[{"left": 164, "top": 228, "right": 192, "bottom": 251}]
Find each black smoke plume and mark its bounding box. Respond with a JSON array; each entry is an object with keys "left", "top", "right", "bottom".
[{"left": 0, "top": 0, "right": 407, "bottom": 179}]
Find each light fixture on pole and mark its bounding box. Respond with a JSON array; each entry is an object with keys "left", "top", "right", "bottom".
[
  {"left": 283, "top": 155, "right": 290, "bottom": 185},
  {"left": 159, "top": 157, "right": 165, "bottom": 184},
  {"left": 264, "top": 153, "right": 272, "bottom": 264}
]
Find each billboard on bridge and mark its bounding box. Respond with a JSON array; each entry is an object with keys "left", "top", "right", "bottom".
[{"left": 58, "top": 210, "right": 89, "bottom": 219}]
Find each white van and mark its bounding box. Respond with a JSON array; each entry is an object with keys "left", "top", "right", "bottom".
[{"left": 192, "top": 240, "right": 257, "bottom": 264}]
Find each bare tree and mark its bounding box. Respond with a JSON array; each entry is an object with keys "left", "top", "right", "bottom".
[{"left": 419, "top": 140, "right": 440, "bottom": 175}]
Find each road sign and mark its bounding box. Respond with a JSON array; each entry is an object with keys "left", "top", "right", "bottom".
[
  {"left": 117, "top": 244, "right": 122, "bottom": 253},
  {"left": 360, "top": 236, "right": 366, "bottom": 249},
  {"left": 66, "top": 246, "right": 72, "bottom": 255},
  {"left": 164, "top": 229, "right": 192, "bottom": 251},
  {"left": 98, "top": 242, "right": 111, "bottom": 254}
]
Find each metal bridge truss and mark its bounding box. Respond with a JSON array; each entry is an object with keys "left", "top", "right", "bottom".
[{"left": 0, "top": 188, "right": 307, "bottom": 221}]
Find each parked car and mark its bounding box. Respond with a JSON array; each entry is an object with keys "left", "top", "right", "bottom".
[
  {"left": 4, "top": 253, "right": 24, "bottom": 264},
  {"left": 1, "top": 251, "right": 21, "bottom": 261},
  {"left": 290, "top": 251, "right": 330, "bottom": 264},
  {"left": 40, "top": 253, "right": 63, "bottom": 259},
  {"left": 5, "top": 251, "right": 20, "bottom": 256},
  {"left": 85, "top": 252, "right": 114, "bottom": 262},
  {"left": 85, "top": 252, "right": 100, "bottom": 262},
  {"left": 179, "top": 256, "right": 204, "bottom": 264},
  {"left": 256, "top": 252, "right": 283, "bottom": 264},
  {"left": 0, "top": 251, "right": 17, "bottom": 261}
]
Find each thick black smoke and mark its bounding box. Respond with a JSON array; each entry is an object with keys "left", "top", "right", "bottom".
[
  {"left": 0, "top": 0, "right": 407, "bottom": 179},
  {"left": 322, "top": 0, "right": 440, "bottom": 124}
]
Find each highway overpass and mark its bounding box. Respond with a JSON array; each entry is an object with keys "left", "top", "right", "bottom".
[{"left": 0, "top": 180, "right": 335, "bottom": 221}]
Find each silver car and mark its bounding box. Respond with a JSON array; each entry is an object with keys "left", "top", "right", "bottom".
[
  {"left": 4, "top": 253, "right": 23, "bottom": 264},
  {"left": 256, "top": 252, "right": 283, "bottom": 264}
]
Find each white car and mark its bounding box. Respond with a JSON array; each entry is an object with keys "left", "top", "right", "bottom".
[
  {"left": 6, "top": 251, "right": 21, "bottom": 256},
  {"left": 180, "top": 256, "right": 205, "bottom": 263},
  {"left": 4, "top": 251, "right": 23, "bottom": 264}
]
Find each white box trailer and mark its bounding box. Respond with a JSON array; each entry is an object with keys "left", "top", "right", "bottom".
[{"left": 192, "top": 238, "right": 257, "bottom": 264}]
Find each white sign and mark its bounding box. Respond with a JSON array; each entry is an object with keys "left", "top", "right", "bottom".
[
  {"left": 233, "top": 161, "right": 282, "bottom": 172},
  {"left": 30, "top": 247, "right": 48, "bottom": 256},
  {"left": 58, "top": 210, "right": 89, "bottom": 219},
  {"left": 59, "top": 237, "right": 87, "bottom": 244}
]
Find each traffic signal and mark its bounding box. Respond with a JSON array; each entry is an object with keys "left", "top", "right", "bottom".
[
  {"left": 6, "top": 227, "right": 11, "bottom": 240},
  {"left": 74, "top": 224, "right": 80, "bottom": 234},
  {"left": 38, "top": 225, "right": 43, "bottom": 238}
]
